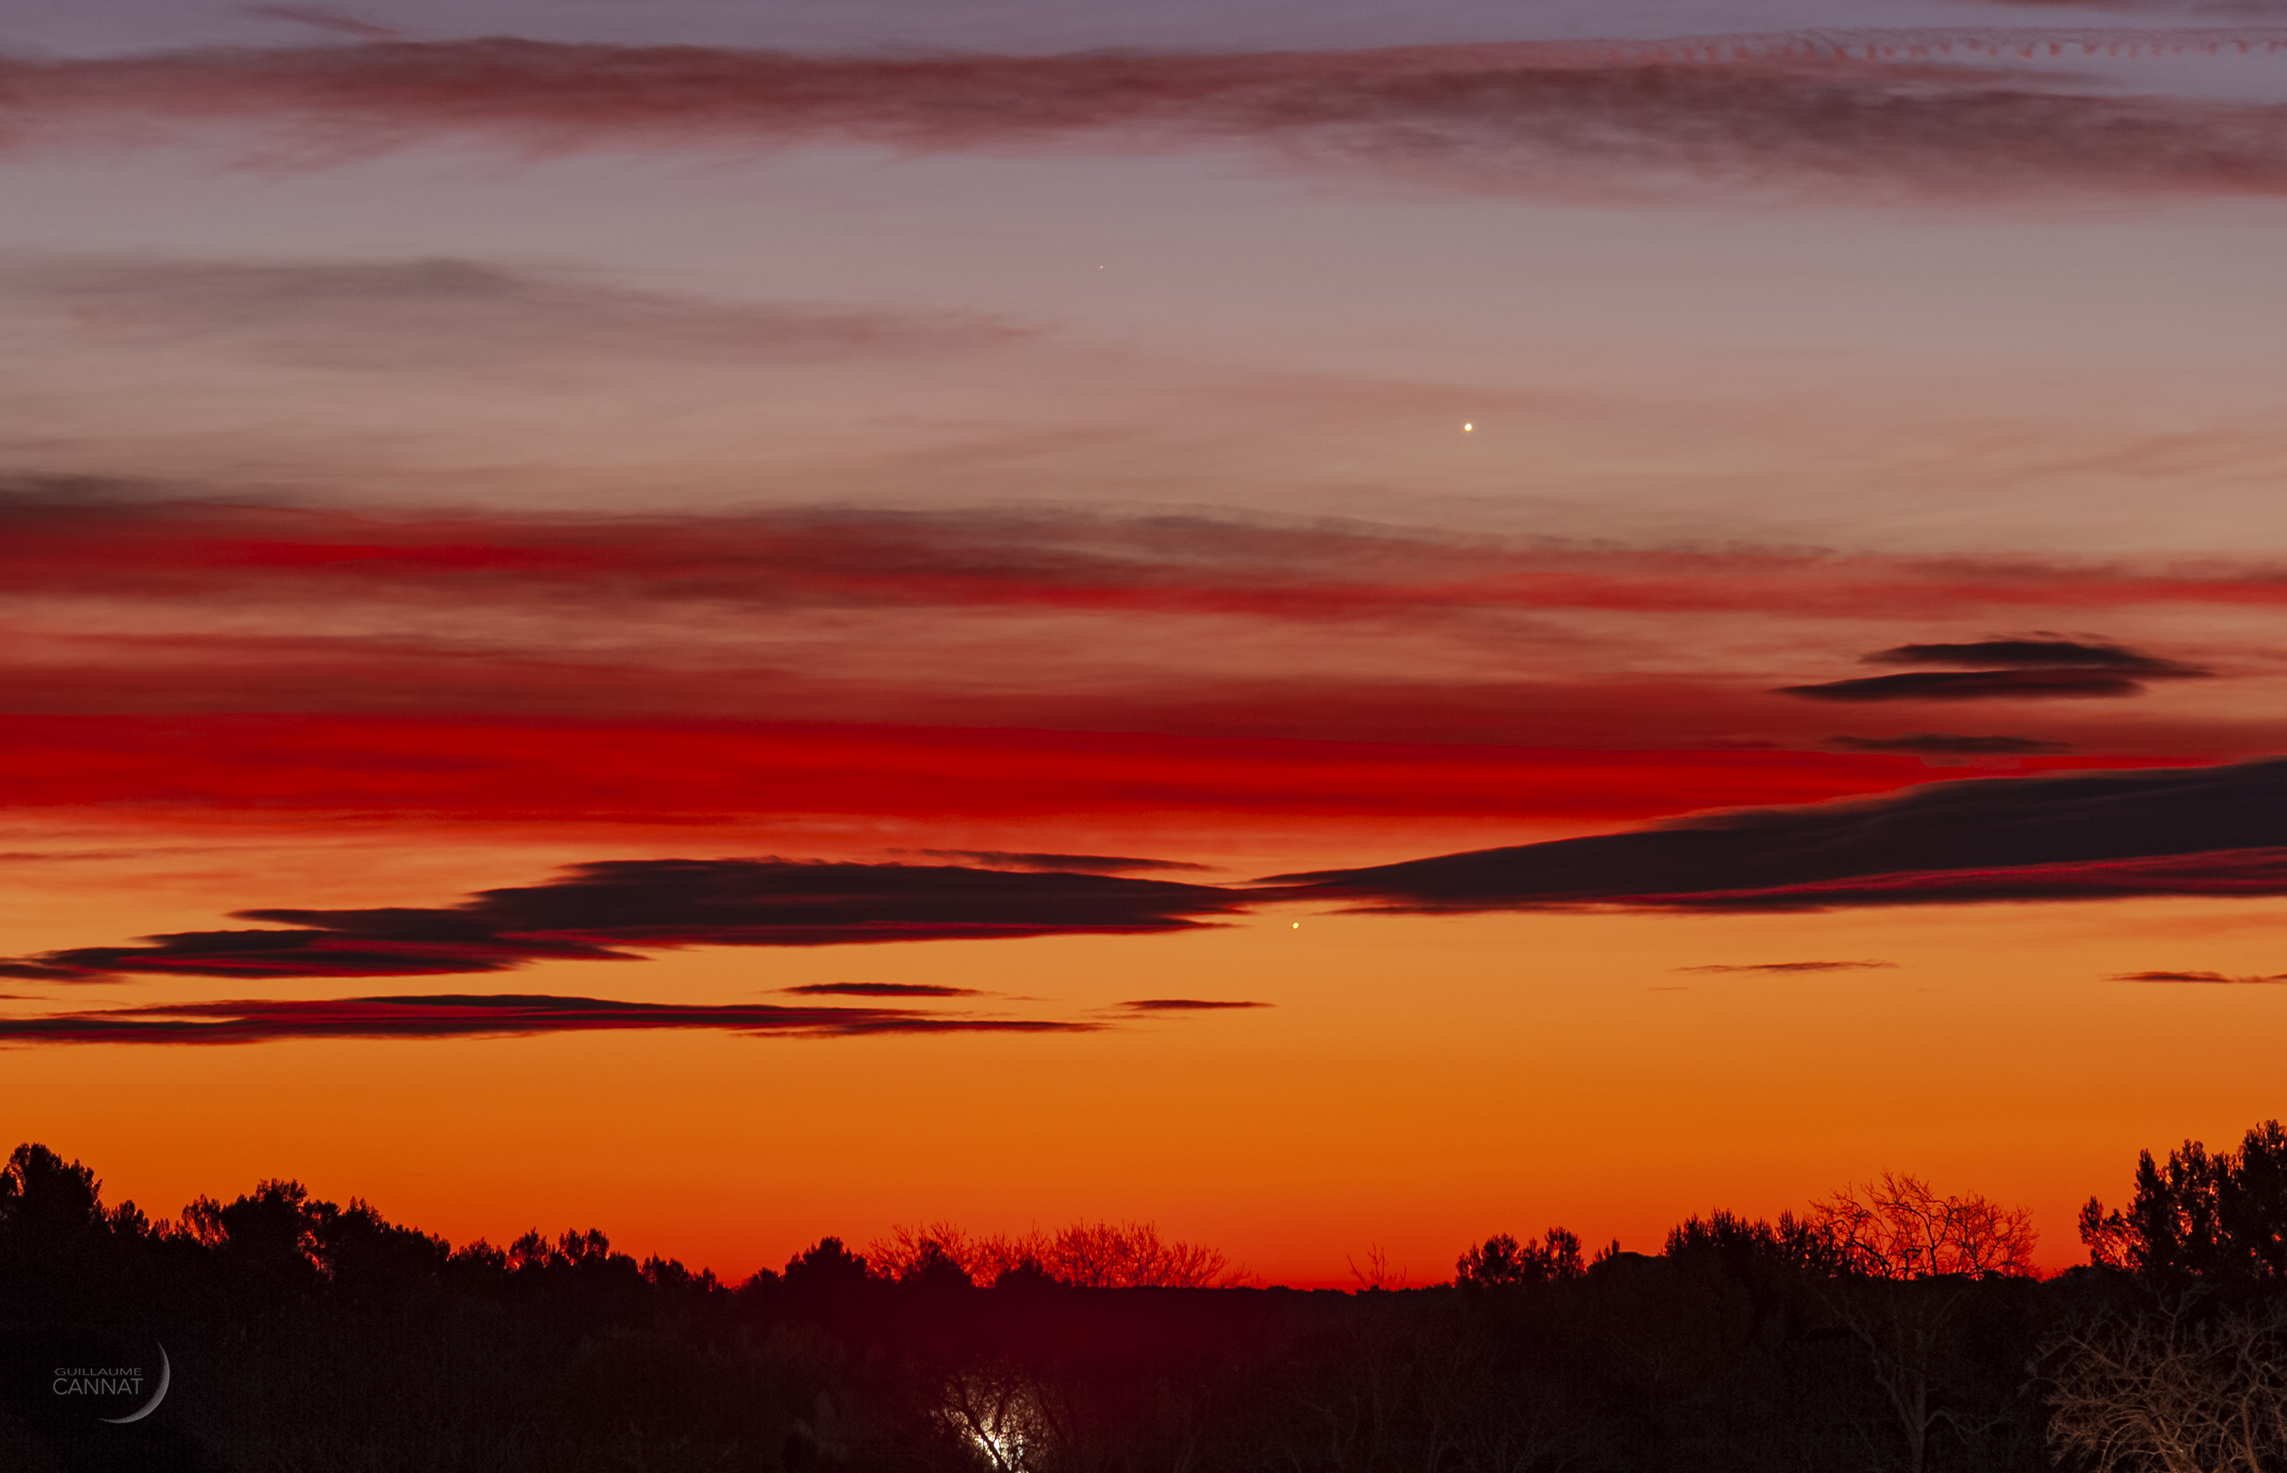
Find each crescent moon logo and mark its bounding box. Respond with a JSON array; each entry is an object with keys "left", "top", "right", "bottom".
[{"left": 98, "top": 1344, "right": 169, "bottom": 1425}]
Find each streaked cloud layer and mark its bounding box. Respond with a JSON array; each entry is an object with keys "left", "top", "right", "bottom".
[
  {"left": 8, "top": 257, "right": 1027, "bottom": 371},
  {"left": 1, "top": 494, "right": 2272, "bottom": 756},
  {"left": 7, "top": 33, "right": 2287, "bottom": 203}
]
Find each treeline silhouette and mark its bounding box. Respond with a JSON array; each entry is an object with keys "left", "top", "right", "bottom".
[
  {"left": 862, "top": 1220, "right": 1241, "bottom": 1291},
  {"left": 6, "top": 1126, "right": 2287, "bottom": 1472}
]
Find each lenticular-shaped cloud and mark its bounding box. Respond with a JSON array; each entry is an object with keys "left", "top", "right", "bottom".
[
  {"left": 1783, "top": 638, "right": 2213, "bottom": 702},
  {"left": 1864, "top": 639, "right": 2207, "bottom": 673}
]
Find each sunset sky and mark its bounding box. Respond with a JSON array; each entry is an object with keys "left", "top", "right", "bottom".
[{"left": 3, "top": 0, "right": 2287, "bottom": 1284}]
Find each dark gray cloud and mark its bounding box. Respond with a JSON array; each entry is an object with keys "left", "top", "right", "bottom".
[
  {"left": 2110, "top": 969, "right": 2287, "bottom": 984},
  {"left": 1826, "top": 734, "right": 2077, "bottom": 755},
  {"left": 909, "top": 850, "right": 1214, "bottom": 874},
  {"left": 1116, "top": 998, "right": 1271, "bottom": 1011},
  {"left": 1272, "top": 759, "right": 2287, "bottom": 913},
  {"left": 1866, "top": 639, "right": 2206, "bottom": 673},
  {"left": 1784, "top": 639, "right": 2211, "bottom": 702},
  {"left": 1677, "top": 960, "right": 1897, "bottom": 973},
  {"left": 0, "top": 992, "right": 1094, "bottom": 1045},
  {"left": 0, "top": 858, "right": 1247, "bottom": 983},
  {"left": 779, "top": 982, "right": 983, "bottom": 997},
  {"left": 1784, "top": 669, "right": 2151, "bottom": 701}
]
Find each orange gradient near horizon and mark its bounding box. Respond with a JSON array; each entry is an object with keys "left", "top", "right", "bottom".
[{"left": 5, "top": 895, "right": 2283, "bottom": 1286}]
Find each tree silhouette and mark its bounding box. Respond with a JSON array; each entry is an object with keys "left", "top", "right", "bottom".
[
  {"left": 784, "top": 1235, "right": 871, "bottom": 1293},
  {"left": 864, "top": 1219, "right": 1239, "bottom": 1288},
  {"left": 1454, "top": 1228, "right": 1584, "bottom": 1287},
  {"left": 1814, "top": 1172, "right": 2039, "bottom": 1280},
  {"left": 0, "top": 1137, "right": 2136, "bottom": 1472},
  {"left": 2081, "top": 1118, "right": 2287, "bottom": 1290},
  {"left": 1664, "top": 1207, "right": 1844, "bottom": 1276}
]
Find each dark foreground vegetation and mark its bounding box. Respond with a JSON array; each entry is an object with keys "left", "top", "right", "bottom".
[{"left": 9, "top": 1124, "right": 2287, "bottom": 1473}]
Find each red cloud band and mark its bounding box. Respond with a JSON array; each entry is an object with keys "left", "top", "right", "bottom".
[
  {"left": 0, "top": 715, "right": 2013, "bottom": 830},
  {"left": 10, "top": 499, "right": 2286, "bottom": 623},
  {"left": 0, "top": 497, "right": 2267, "bottom": 757}
]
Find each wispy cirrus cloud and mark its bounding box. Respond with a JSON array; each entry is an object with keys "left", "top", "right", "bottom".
[
  {"left": 9, "top": 257, "right": 1027, "bottom": 376},
  {"left": 16, "top": 494, "right": 2287, "bottom": 629},
  {"left": 0, "top": 858, "right": 1245, "bottom": 983},
  {"left": 0, "top": 992, "right": 1094, "bottom": 1045},
  {"left": 1115, "top": 998, "right": 1271, "bottom": 1011},
  {"left": 238, "top": 5, "right": 404, "bottom": 42},
  {"left": 1277, "top": 758, "right": 2287, "bottom": 912},
  {"left": 3, "top": 33, "right": 2287, "bottom": 202}
]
